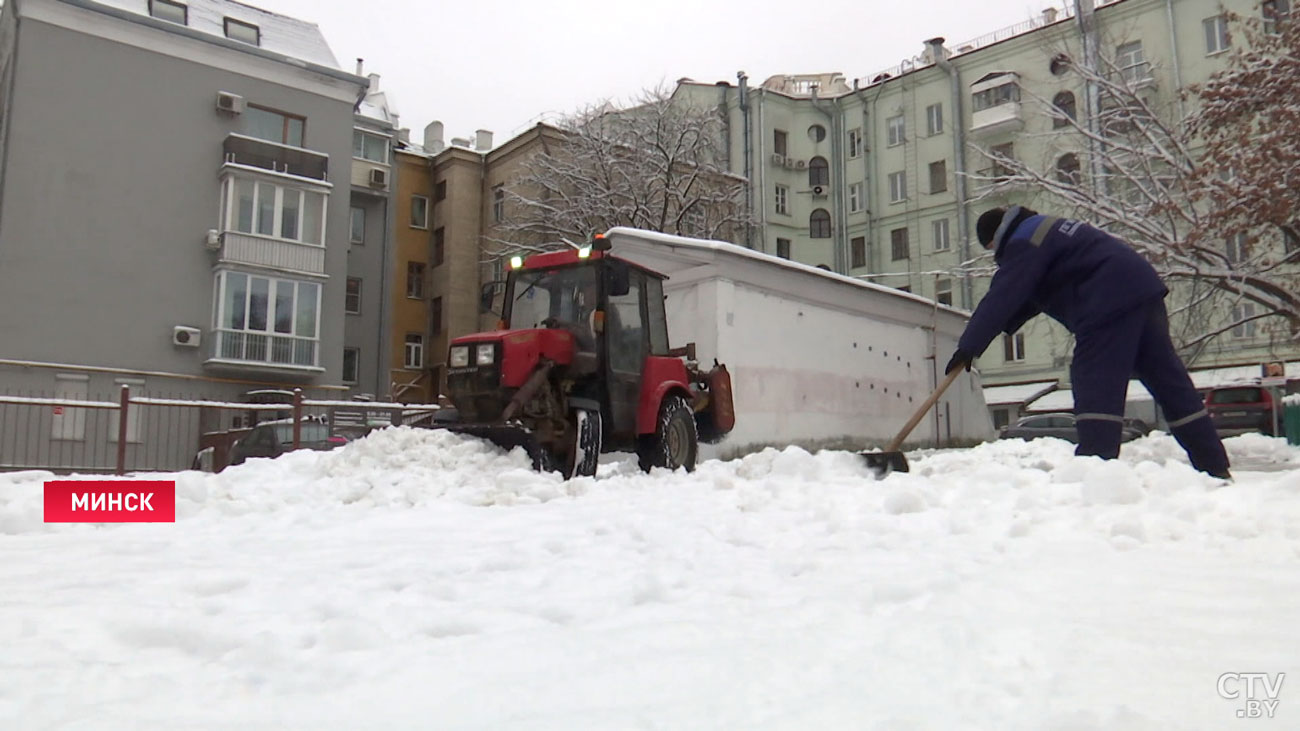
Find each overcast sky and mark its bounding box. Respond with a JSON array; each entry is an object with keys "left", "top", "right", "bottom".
[{"left": 252, "top": 0, "right": 1060, "bottom": 145}]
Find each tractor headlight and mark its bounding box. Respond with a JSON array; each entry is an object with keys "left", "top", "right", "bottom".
[
  {"left": 476, "top": 344, "right": 495, "bottom": 365},
  {"left": 450, "top": 346, "right": 469, "bottom": 368}
]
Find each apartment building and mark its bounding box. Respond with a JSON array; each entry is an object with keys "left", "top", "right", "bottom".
[
  {"left": 0, "top": 0, "right": 369, "bottom": 467},
  {"left": 673, "top": 0, "right": 1296, "bottom": 407}
]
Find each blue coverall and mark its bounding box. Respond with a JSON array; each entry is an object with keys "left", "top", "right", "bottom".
[{"left": 958, "top": 214, "right": 1230, "bottom": 476}]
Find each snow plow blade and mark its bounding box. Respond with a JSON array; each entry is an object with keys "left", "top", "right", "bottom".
[
  {"left": 422, "top": 422, "right": 551, "bottom": 471},
  {"left": 859, "top": 450, "right": 909, "bottom": 476}
]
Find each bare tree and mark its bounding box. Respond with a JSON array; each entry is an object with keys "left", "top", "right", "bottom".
[
  {"left": 967, "top": 21, "right": 1300, "bottom": 357},
  {"left": 488, "top": 86, "right": 751, "bottom": 258}
]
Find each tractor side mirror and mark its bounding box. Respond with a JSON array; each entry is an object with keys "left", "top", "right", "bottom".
[
  {"left": 606, "top": 261, "right": 630, "bottom": 298},
  {"left": 479, "top": 281, "right": 504, "bottom": 314}
]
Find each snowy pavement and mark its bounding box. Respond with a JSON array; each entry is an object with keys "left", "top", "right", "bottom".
[{"left": 2, "top": 428, "right": 1299, "bottom": 729}]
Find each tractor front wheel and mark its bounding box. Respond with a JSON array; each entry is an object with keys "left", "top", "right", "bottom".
[
  {"left": 563, "top": 408, "right": 602, "bottom": 479},
  {"left": 637, "top": 395, "right": 698, "bottom": 473}
]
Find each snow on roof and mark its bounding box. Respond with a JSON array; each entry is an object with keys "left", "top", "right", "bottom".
[
  {"left": 1187, "top": 361, "right": 1299, "bottom": 389},
  {"left": 604, "top": 227, "right": 969, "bottom": 317},
  {"left": 982, "top": 380, "right": 1058, "bottom": 406},
  {"left": 1028, "top": 380, "right": 1155, "bottom": 412},
  {"left": 89, "top": 0, "right": 340, "bottom": 69}
]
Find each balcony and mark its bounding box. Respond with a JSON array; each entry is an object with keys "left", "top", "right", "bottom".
[
  {"left": 971, "top": 102, "right": 1025, "bottom": 137},
  {"left": 207, "top": 329, "right": 322, "bottom": 373},
  {"left": 224, "top": 133, "right": 329, "bottom": 181},
  {"left": 218, "top": 231, "right": 326, "bottom": 276}
]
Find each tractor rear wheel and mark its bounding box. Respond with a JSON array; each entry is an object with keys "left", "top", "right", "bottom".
[
  {"left": 637, "top": 395, "right": 697, "bottom": 473},
  {"left": 563, "top": 408, "right": 602, "bottom": 479}
]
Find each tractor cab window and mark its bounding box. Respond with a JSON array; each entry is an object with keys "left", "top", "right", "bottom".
[
  {"left": 608, "top": 271, "right": 646, "bottom": 374},
  {"left": 507, "top": 266, "right": 599, "bottom": 333}
]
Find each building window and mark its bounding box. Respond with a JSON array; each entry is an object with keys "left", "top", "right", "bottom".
[
  {"left": 936, "top": 278, "right": 953, "bottom": 306},
  {"left": 407, "top": 262, "right": 426, "bottom": 299},
  {"left": 342, "top": 348, "right": 360, "bottom": 384},
  {"left": 933, "top": 218, "right": 950, "bottom": 251},
  {"left": 223, "top": 17, "right": 260, "bottom": 46},
  {"left": 432, "top": 297, "right": 443, "bottom": 335},
  {"left": 433, "top": 181, "right": 447, "bottom": 202},
  {"left": 1003, "top": 332, "right": 1027, "bottom": 362},
  {"left": 1056, "top": 153, "right": 1082, "bottom": 185},
  {"left": 848, "top": 182, "right": 863, "bottom": 213},
  {"left": 410, "top": 195, "right": 429, "bottom": 229},
  {"left": 1263, "top": 0, "right": 1290, "bottom": 34},
  {"left": 350, "top": 206, "right": 365, "bottom": 244},
  {"left": 433, "top": 227, "right": 445, "bottom": 266},
  {"left": 1204, "top": 16, "right": 1230, "bottom": 54},
  {"left": 776, "top": 237, "right": 792, "bottom": 259},
  {"left": 808, "top": 157, "right": 829, "bottom": 187},
  {"left": 890, "top": 228, "right": 909, "bottom": 261},
  {"left": 405, "top": 334, "right": 424, "bottom": 368},
  {"left": 492, "top": 185, "right": 505, "bottom": 223},
  {"left": 773, "top": 129, "right": 788, "bottom": 156},
  {"left": 224, "top": 177, "right": 324, "bottom": 244},
  {"left": 987, "top": 143, "right": 1016, "bottom": 181},
  {"left": 1116, "top": 42, "right": 1149, "bottom": 83},
  {"left": 345, "top": 277, "right": 362, "bottom": 314},
  {"left": 929, "top": 160, "right": 947, "bottom": 194},
  {"left": 775, "top": 184, "right": 790, "bottom": 215},
  {"left": 847, "top": 128, "right": 863, "bottom": 158},
  {"left": 149, "top": 0, "right": 187, "bottom": 24},
  {"left": 809, "top": 209, "right": 831, "bottom": 239},
  {"left": 887, "top": 114, "right": 906, "bottom": 146},
  {"left": 1052, "top": 91, "right": 1077, "bottom": 128},
  {"left": 926, "top": 103, "right": 943, "bottom": 136},
  {"left": 1226, "top": 233, "right": 1247, "bottom": 264},
  {"left": 973, "top": 80, "right": 1020, "bottom": 111},
  {"left": 245, "top": 106, "right": 304, "bottom": 147},
  {"left": 807, "top": 124, "right": 826, "bottom": 142},
  {"left": 214, "top": 271, "right": 320, "bottom": 367},
  {"left": 888, "top": 171, "right": 907, "bottom": 203},
  {"left": 1232, "top": 304, "right": 1257, "bottom": 338},
  {"left": 851, "top": 236, "right": 866, "bottom": 268},
  {"left": 353, "top": 130, "right": 390, "bottom": 164}
]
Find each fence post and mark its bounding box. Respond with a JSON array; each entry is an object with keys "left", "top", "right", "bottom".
[
  {"left": 116, "top": 384, "right": 130, "bottom": 476},
  {"left": 292, "top": 388, "right": 303, "bottom": 449}
]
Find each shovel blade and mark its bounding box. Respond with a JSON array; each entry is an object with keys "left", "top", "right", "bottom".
[{"left": 860, "top": 450, "right": 909, "bottom": 477}]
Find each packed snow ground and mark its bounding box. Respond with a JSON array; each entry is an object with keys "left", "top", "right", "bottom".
[{"left": 2, "top": 428, "right": 1299, "bottom": 729}]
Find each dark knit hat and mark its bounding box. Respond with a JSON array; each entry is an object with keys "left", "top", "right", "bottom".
[{"left": 976, "top": 208, "right": 1006, "bottom": 248}]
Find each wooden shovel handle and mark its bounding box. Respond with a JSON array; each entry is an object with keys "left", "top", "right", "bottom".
[{"left": 885, "top": 367, "right": 964, "bottom": 452}]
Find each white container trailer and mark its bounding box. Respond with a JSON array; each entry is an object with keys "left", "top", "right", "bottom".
[{"left": 606, "top": 227, "right": 994, "bottom": 459}]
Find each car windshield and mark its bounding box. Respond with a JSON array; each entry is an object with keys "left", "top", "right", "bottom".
[
  {"left": 506, "top": 266, "right": 598, "bottom": 330},
  {"left": 272, "top": 423, "right": 332, "bottom": 444},
  {"left": 1208, "top": 387, "right": 1263, "bottom": 405}
]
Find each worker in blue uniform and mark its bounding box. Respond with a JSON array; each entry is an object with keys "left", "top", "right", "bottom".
[{"left": 946, "top": 206, "right": 1232, "bottom": 479}]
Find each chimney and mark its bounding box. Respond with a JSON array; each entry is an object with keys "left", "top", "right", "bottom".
[
  {"left": 1042, "top": 7, "right": 1058, "bottom": 23},
  {"left": 450, "top": 137, "right": 471, "bottom": 148},
  {"left": 424, "top": 121, "right": 445, "bottom": 153},
  {"left": 355, "top": 58, "right": 363, "bottom": 75},
  {"left": 397, "top": 128, "right": 410, "bottom": 144},
  {"left": 367, "top": 73, "right": 380, "bottom": 92},
  {"left": 924, "top": 37, "right": 949, "bottom": 64},
  {"left": 475, "top": 129, "right": 494, "bottom": 151}
]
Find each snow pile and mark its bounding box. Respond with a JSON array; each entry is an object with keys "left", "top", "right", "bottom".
[{"left": 1, "top": 429, "right": 1298, "bottom": 728}]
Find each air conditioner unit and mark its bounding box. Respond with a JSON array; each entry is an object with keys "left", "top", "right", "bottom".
[
  {"left": 812, "top": 185, "right": 827, "bottom": 197},
  {"left": 784, "top": 157, "right": 797, "bottom": 169},
  {"left": 173, "top": 326, "right": 202, "bottom": 347},
  {"left": 770, "top": 153, "right": 785, "bottom": 166},
  {"left": 795, "top": 159, "right": 808, "bottom": 169},
  {"left": 368, "top": 167, "right": 388, "bottom": 188},
  {"left": 215, "top": 91, "right": 244, "bottom": 115},
  {"left": 204, "top": 229, "right": 221, "bottom": 250}
]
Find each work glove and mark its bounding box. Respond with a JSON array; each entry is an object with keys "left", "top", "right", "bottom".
[{"left": 945, "top": 349, "right": 973, "bottom": 375}]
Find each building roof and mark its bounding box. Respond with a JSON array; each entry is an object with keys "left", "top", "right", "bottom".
[
  {"left": 1024, "top": 361, "right": 1299, "bottom": 412},
  {"left": 88, "top": 0, "right": 340, "bottom": 69},
  {"left": 983, "top": 380, "right": 1057, "bottom": 406}
]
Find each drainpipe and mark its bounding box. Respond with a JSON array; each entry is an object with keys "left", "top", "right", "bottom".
[
  {"left": 1076, "top": 0, "right": 1103, "bottom": 194},
  {"left": 931, "top": 37, "right": 973, "bottom": 310},
  {"left": 810, "top": 87, "right": 845, "bottom": 273},
  {"left": 1164, "top": 0, "right": 1186, "bottom": 119},
  {"left": 854, "top": 81, "right": 876, "bottom": 275},
  {"left": 737, "top": 71, "right": 753, "bottom": 247},
  {"left": 755, "top": 89, "right": 768, "bottom": 252}
]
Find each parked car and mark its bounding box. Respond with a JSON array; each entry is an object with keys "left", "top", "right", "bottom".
[
  {"left": 999, "top": 412, "right": 1146, "bottom": 443},
  {"left": 1204, "top": 384, "right": 1277, "bottom": 436},
  {"left": 226, "top": 420, "right": 349, "bottom": 466}
]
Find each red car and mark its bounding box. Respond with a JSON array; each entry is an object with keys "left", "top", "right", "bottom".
[{"left": 1204, "top": 385, "right": 1278, "bottom": 437}]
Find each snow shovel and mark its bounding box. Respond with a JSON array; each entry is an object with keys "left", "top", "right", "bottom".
[{"left": 861, "top": 367, "right": 964, "bottom": 477}]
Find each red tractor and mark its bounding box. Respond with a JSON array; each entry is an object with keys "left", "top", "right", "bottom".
[{"left": 432, "top": 234, "right": 734, "bottom": 478}]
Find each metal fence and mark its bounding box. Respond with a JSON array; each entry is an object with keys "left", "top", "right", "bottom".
[{"left": 0, "top": 386, "right": 436, "bottom": 475}]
